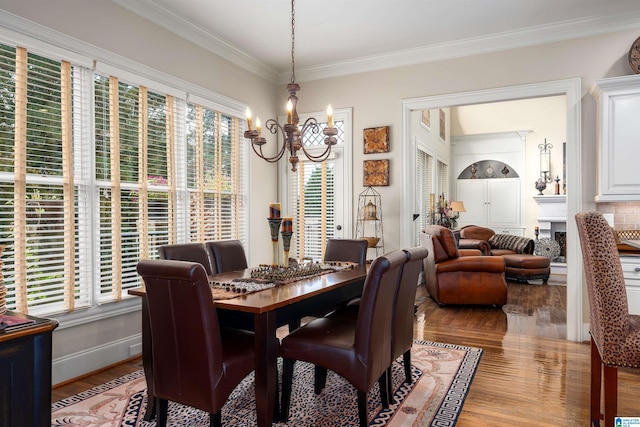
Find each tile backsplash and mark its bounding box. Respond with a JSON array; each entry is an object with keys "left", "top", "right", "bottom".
[{"left": 596, "top": 202, "right": 640, "bottom": 230}]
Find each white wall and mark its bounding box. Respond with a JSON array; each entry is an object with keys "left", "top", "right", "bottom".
[{"left": 2, "top": 0, "right": 638, "bottom": 379}]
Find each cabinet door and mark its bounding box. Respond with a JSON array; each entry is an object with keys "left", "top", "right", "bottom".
[
  {"left": 487, "top": 179, "right": 520, "bottom": 226},
  {"left": 456, "top": 180, "right": 487, "bottom": 225}
]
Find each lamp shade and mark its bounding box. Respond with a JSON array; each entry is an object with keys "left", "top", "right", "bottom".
[{"left": 449, "top": 201, "right": 466, "bottom": 212}]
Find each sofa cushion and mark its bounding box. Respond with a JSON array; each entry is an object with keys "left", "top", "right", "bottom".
[{"left": 488, "top": 234, "right": 535, "bottom": 254}]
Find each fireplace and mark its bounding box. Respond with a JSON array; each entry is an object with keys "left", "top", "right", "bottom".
[{"left": 534, "top": 195, "right": 567, "bottom": 265}]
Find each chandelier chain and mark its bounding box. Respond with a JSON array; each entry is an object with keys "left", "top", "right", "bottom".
[{"left": 290, "top": 0, "right": 296, "bottom": 83}]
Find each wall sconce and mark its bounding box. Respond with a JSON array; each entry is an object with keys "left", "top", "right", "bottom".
[
  {"left": 539, "top": 139, "right": 553, "bottom": 183},
  {"left": 535, "top": 139, "right": 553, "bottom": 195}
]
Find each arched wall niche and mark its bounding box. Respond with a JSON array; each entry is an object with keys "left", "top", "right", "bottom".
[{"left": 457, "top": 159, "right": 520, "bottom": 179}]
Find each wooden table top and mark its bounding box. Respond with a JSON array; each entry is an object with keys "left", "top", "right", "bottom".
[{"left": 129, "top": 265, "right": 368, "bottom": 315}]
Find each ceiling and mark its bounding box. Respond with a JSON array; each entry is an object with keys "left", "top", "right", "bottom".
[{"left": 115, "top": 0, "right": 640, "bottom": 83}]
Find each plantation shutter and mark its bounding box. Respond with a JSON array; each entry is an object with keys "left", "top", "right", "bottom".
[
  {"left": 437, "top": 160, "right": 449, "bottom": 200},
  {"left": 415, "top": 146, "right": 433, "bottom": 245}
]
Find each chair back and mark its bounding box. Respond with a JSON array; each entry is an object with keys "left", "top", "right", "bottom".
[
  {"left": 392, "top": 246, "right": 429, "bottom": 359},
  {"left": 323, "top": 238, "right": 369, "bottom": 265},
  {"left": 420, "top": 231, "right": 439, "bottom": 302},
  {"left": 424, "top": 225, "right": 459, "bottom": 261},
  {"left": 206, "top": 240, "right": 248, "bottom": 273},
  {"left": 460, "top": 225, "right": 496, "bottom": 241},
  {"left": 158, "top": 243, "right": 215, "bottom": 275},
  {"left": 575, "top": 212, "right": 630, "bottom": 362},
  {"left": 136, "top": 259, "right": 225, "bottom": 412},
  {"left": 355, "top": 249, "right": 407, "bottom": 385}
]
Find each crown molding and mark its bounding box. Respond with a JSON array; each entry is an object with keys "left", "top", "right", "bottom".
[
  {"left": 112, "top": 0, "right": 279, "bottom": 83},
  {"left": 287, "top": 11, "right": 640, "bottom": 83},
  {"left": 113, "top": 1, "right": 640, "bottom": 84}
]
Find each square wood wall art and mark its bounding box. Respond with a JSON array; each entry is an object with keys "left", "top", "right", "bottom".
[
  {"left": 363, "top": 126, "right": 390, "bottom": 154},
  {"left": 421, "top": 110, "right": 430, "bottom": 128},
  {"left": 363, "top": 159, "right": 390, "bottom": 186}
]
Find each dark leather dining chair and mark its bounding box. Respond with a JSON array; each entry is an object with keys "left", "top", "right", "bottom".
[
  {"left": 387, "top": 245, "right": 429, "bottom": 399},
  {"left": 280, "top": 250, "right": 407, "bottom": 427},
  {"left": 321, "top": 246, "right": 429, "bottom": 403},
  {"left": 206, "top": 239, "right": 248, "bottom": 273},
  {"left": 575, "top": 212, "right": 640, "bottom": 427},
  {"left": 136, "top": 259, "right": 257, "bottom": 427},
  {"left": 323, "top": 238, "right": 369, "bottom": 265},
  {"left": 158, "top": 242, "right": 215, "bottom": 275}
]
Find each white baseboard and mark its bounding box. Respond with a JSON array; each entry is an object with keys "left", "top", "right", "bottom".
[{"left": 52, "top": 333, "right": 142, "bottom": 386}]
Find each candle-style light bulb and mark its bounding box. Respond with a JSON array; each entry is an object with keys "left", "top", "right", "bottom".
[
  {"left": 327, "top": 104, "right": 333, "bottom": 128},
  {"left": 246, "top": 107, "right": 252, "bottom": 131},
  {"left": 287, "top": 100, "right": 293, "bottom": 124},
  {"left": 256, "top": 117, "right": 261, "bottom": 136}
]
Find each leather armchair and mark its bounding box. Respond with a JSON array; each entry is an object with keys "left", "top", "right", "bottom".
[{"left": 422, "top": 225, "right": 507, "bottom": 306}]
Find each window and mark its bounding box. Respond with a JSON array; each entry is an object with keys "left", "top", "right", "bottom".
[
  {"left": 415, "top": 143, "right": 433, "bottom": 245},
  {"left": 0, "top": 41, "right": 247, "bottom": 315},
  {"left": 287, "top": 118, "right": 345, "bottom": 262},
  {"left": 437, "top": 160, "right": 449, "bottom": 200}
]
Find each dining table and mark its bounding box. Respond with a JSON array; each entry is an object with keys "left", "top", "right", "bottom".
[{"left": 128, "top": 263, "right": 368, "bottom": 427}]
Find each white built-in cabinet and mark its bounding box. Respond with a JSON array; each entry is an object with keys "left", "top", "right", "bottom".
[
  {"left": 452, "top": 131, "right": 527, "bottom": 235},
  {"left": 620, "top": 255, "right": 640, "bottom": 315},
  {"left": 590, "top": 74, "right": 640, "bottom": 202},
  {"left": 457, "top": 178, "right": 523, "bottom": 235}
]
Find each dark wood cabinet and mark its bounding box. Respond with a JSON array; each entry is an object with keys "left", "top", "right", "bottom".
[{"left": 0, "top": 312, "right": 58, "bottom": 427}]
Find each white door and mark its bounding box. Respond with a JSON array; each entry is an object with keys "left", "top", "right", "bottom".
[
  {"left": 280, "top": 108, "right": 352, "bottom": 261},
  {"left": 456, "top": 180, "right": 487, "bottom": 226},
  {"left": 488, "top": 179, "right": 520, "bottom": 226}
]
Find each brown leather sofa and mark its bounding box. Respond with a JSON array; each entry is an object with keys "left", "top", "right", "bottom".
[
  {"left": 458, "top": 225, "right": 550, "bottom": 284},
  {"left": 422, "top": 225, "right": 507, "bottom": 306}
]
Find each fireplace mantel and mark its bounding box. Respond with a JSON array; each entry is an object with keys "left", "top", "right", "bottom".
[{"left": 534, "top": 195, "right": 567, "bottom": 269}]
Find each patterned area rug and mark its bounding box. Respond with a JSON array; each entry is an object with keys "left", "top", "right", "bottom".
[{"left": 51, "top": 340, "right": 482, "bottom": 427}]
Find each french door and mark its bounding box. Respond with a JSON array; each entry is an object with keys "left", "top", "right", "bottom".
[{"left": 279, "top": 108, "right": 352, "bottom": 261}]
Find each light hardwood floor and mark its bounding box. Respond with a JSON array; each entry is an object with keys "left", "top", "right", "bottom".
[{"left": 53, "top": 276, "right": 640, "bottom": 426}]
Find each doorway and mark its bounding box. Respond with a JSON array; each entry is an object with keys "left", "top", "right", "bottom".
[{"left": 400, "top": 78, "right": 584, "bottom": 342}]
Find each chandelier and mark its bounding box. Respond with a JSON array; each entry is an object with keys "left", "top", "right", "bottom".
[{"left": 244, "top": 0, "right": 337, "bottom": 172}]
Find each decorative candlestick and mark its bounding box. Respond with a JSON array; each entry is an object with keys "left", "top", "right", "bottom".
[
  {"left": 534, "top": 226, "right": 540, "bottom": 240},
  {"left": 268, "top": 217, "right": 282, "bottom": 266},
  {"left": 281, "top": 232, "right": 293, "bottom": 269},
  {"left": 281, "top": 217, "right": 293, "bottom": 268}
]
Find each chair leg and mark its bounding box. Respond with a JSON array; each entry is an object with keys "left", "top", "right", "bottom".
[
  {"left": 378, "top": 372, "right": 389, "bottom": 408},
  {"left": 210, "top": 412, "right": 222, "bottom": 427},
  {"left": 156, "top": 398, "right": 169, "bottom": 427},
  {"left": 590, "top": 338, "right": 603, "bottom": 427},
  {"left": 403, "top": 349, "right": 412, "bottom": 383},
  {"left": 603, "top": 364, "right": 618, "bottom": 427},
  {"left": 386, "top": 367, "right": 394, "bottom": 405},
  {"left": 314, "top": 365, "right": 327, "bottom": 394},
  {"left": 357, "top": 390, "right": 369, "bottom": 427},
  {"left": 280, "top": 358, "right": 295, "bottom": 422},
  {"left": 288, "top": 319, "right": 301, "bottom": 332}
]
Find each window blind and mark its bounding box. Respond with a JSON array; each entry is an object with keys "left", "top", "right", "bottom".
[
  {"left": 0, "top": 46, "right": 87, "bottom": 314},
  {"left": 287, "top": 120, "right": 340, "bottom": 262},
  {"left": 415, "top": 146, "right": 433, "bottom": 245},
  {"left": 0, "top": 38, "right": 248, "bottom": 315}
]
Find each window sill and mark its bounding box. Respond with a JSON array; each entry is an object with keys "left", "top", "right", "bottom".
[{"left": 44, "top": 297, "right": 142, "bottom": 331}]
